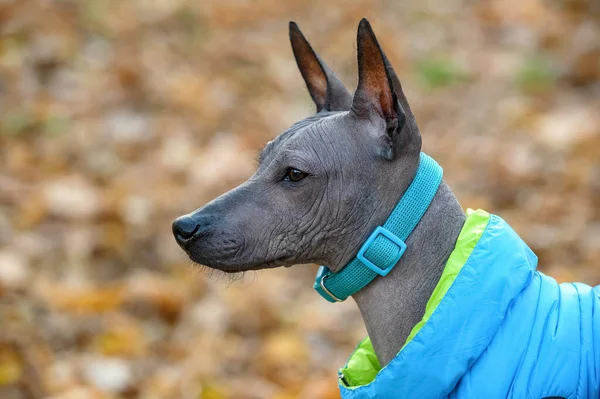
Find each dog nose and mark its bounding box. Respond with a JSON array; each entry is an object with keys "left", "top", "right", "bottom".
[{"left": 172, "top": 215, "right": 199, "bottom": 243}]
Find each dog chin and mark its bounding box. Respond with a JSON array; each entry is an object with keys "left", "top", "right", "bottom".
[{"left": 186, "top": 253, "right": 288, "bottom": 273}]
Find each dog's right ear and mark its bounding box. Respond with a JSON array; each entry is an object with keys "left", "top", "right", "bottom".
[
  {"left": 351, "top": 18, "right": 420, "bottom": 161},
  {"left": 289, "top": 22, "right": 352, "bottom": 113}
]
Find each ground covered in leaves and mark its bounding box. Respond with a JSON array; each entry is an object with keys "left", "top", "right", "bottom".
[{"left": 0, "top": 0, "right": 599, "bottom": 398}]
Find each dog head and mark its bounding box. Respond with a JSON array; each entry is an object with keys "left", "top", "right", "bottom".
[{"left": 173, "top": 19, "right": 423, "bottom": 273}]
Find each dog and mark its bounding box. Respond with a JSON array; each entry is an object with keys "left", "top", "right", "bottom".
[{"left": 173, "top": 19, "right": 600, "bottom": 398}]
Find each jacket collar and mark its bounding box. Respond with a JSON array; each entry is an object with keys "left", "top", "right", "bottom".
[{"left": 339, "top": 210, "right": 537, "bottom": 397}]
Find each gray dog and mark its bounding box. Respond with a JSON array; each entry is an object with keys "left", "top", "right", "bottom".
[{"left": 173, "top": 19, "right": 599, "bottom": 399}]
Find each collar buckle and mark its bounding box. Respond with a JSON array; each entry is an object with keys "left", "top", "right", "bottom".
[{"left": 356, "top": 226, "right": 407, "bottom": 276}]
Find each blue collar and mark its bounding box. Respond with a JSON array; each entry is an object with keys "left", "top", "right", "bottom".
[{"left": 314, "top": 153, "right": 443, "bottom": 302}]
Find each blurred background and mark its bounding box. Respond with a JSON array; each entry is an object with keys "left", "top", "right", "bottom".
[{"left": 0, "top": 0, "right": 599, "bottom": 398}]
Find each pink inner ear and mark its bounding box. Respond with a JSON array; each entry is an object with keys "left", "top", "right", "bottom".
[
  {"left": 359, "top": 59, "right": 394, "bottom": 119},
  {"left": 290, "top": 28, "right": 328, "bottom": 109},
  {"left": 305, "top": 62, "right": 327, "bottom": 105},
  {"left": 377, "top": 83, "right": 394, "bottom": 118},
  {"left": 355, "top": 22, "right": 395, "bottom": 119}
]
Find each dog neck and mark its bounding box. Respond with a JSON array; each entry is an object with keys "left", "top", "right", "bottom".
[{"left": 352, "top": 181, "right": 466, "bottom": 367}]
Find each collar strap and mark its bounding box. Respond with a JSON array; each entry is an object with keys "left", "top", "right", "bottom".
[{"left": 314, "top": 153, "right": 443, "bottom": 302}]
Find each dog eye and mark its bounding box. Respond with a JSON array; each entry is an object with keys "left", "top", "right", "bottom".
[{"left": 284, "top": 168, "right": 307, "bottom": 182}]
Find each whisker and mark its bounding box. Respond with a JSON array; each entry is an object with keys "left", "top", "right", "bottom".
[{"left": 176, "top": 250, "right": 260, "bottom": 286}]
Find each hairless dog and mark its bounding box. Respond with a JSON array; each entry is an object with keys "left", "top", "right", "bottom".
[{"left": 173, "top": 19, "right": 599, "bottom": 399}]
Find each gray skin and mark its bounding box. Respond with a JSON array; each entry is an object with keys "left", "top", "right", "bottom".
[{"left": 173, "top": 19, "right": 466, "bottom": 366}]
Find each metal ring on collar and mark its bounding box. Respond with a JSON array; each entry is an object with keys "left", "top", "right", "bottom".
[{"left": 319, "top": 273, "right": 343, "bottom": 302}]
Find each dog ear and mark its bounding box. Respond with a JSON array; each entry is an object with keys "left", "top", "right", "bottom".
[
  {"left": 352, "top": 19, "right": 415, "bottom": 160},
  {"left": 289, "top": 21, "right": 352, "bottom": 113}
]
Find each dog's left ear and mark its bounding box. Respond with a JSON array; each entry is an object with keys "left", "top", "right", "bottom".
[
  {"left": 289, "top": 22, "right": 352, "bottom": 113},
  {"left": 352, "top": 19, "right": 409, "bottom": 160}
]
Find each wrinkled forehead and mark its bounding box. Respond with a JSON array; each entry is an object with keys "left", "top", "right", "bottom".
[{"left": 258, "top": 111, "right": 346, "bottom": 167}]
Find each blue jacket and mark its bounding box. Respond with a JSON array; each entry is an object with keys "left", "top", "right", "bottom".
[{"left": 339, "top": 210, "right": 600, "bottom": 398}]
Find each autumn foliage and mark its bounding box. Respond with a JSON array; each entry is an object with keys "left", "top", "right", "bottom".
[{"left": 0, "top": 0, "right": 599, "bottom": 398}]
